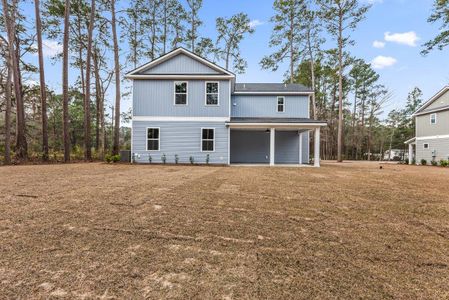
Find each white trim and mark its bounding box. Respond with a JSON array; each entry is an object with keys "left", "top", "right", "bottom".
[
  {"left": 416, "top": 134, "right": 449, "bottom": 141},
  {"left": 413, "top": 85, "right": 449, "bottom": 116},
  {"left": 205, "top": 81, "right": 220, "bottom": 106},
  {"left": 430, "top": 113, "right": 437, "bottom": 125},
  {"left": 201, "top": 127, "right": 215, "bottom": 152},
  {"left": 125, "top": 48, "right": 235, "bottom": 77},
  {"left": 146, "top": 127, "right": 160, "bottom": 151},
  {"left": 414, "top": 105, "right": 449, "bottom": 116},
  {"left": 227, "top": 126, "right": 230, "bottom": 165},
  {"left": 233, "top": 91, "right": 313, "bottom": 95},
  {"left": 126, "top": 74, "right": 234, "bottom": 80},
  {"left": 277, "top": 96, "right": 285, "bottom": 113},
  {"left": 299, "top": 131, "right": 303, "bottom": 165},
  {"left": 228, "top": 81, "right": 231, "bottom": 118},
  {"left": 174, "top": 81, "right": 188, "bottom": 105},
  {"left": 404, "top": 137, "right": 416, "bottom": 144},
  {"left": 227, "top": 122, "right": 327, "bottom": 128},
  {"left": 269, "top": 128, "right": 275, "bottom": 166},
  {"left": 423, "top": 143, "right": 429, "bottom": 150},
  {"left": 314, "top": 127, "right": 320, "bottom": 167},
  {"left": 133, "top": 116, "right": 229, "bottom": 122}
]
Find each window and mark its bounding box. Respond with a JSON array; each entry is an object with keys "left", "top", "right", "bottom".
[
  {"left": 201, "top": 128, "right": 214, "bottom": 152},
  {"left": 430, "top": 113, "right": 437, "bottom": 124},
  {"left": 423, "top": 143, "right": 429, "bottom": 149},
  {"left": 147, "top": 128, "right": 160, "bottom": 151},
  {"left": 277, "top": 96, "right": 285, "bottom": 112},
  {"left": 205, "top": 82, "right": 219, "bottom": 105},
  {"left": 174, "top": 81, "right": 188, "bottom": 105}
]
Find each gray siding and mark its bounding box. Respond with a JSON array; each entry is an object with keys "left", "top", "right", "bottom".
[
  {"left": 416, "top": 110, "right": 449, "bottom": 137},
  {"left": 415, "top": 137, "right": 449, "bottom": 163},
  {"left": 426, "top": 89, "right": 449, "bottom": 110},
  {"left": 275, "top": 130, "right": 309, "bottom": 164},
  {"left": 231, "top": 95, "right": 309, "bottom": 118},
  {"left": 142, "top": 53, "right": 220, "bottom": 74},
  {"left": 133, "top": 80, "right": 230, "bottom": 117},
  {"left": 132, "top": 121, "right": 228, "bottom": 164}
]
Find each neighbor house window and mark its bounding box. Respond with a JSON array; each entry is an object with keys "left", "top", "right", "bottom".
[
  {"left": 423, "top": 143, "right": 429, "bottom": 149},
  {"left": 201, "top": 128, "right": 214, "bottom": 152},
  {"left": 174, "top": 81, "right": 188, "bottom": 105},
  {"left": 277, "top": 96, "right": 285, "bottom": 112},
  {"left": 147, "top": 128, "right": 160, "bottom": 151},
  {"left": 430, "top": 113, "right": 437, "bottom": 124},
  {"left": 205, "top": 82, "right": 219, "bottom": 105}
]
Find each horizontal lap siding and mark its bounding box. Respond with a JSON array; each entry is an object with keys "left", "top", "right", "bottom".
[
  {"left": 416, "top": 138, "right": 449, "bottom": 163},
  {"left": 142, "top": 53, "right": 220, "bottom": 74},
  {"left": 230, "top": 131, "right": 270, "bottom": 163},
  {"left": 231, "top": 95, "right": 309, "bottom": 118},
  {"left": 133, "top": 80, "right": 230, "bottom": 117},
  {"left": 132, "top": 121, "right": 228, "bottom": 164}
]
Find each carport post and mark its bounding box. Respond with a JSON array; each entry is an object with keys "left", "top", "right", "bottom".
[
  {"left": 314, "top": 127, "right": 320, "bottom": 167},
  {"left": 408, "top": 143, "right": 413, "bottom": 165},
  {"left": 270, "top": 128, "right": 275, "bottom": 166},
  {"left": 299, "top": 131, "right": 303, "bottom": 165}
]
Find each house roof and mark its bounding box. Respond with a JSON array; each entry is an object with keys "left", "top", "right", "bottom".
[
  {"left": 125, "top": 47, "right": 235, "bottom": 79},
  {"left": 413, "top": 85, "right": 449, "bottom": 116},
  {"left": 234, "top": 83, "right": 313, "bottom": 95},
  {"left": 228, "top": 117, "right": 326, "bottom": 124}
]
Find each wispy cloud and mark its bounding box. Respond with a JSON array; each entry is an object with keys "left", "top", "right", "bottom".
[
  {"left": 365, "top": 0, "right": 383, "bottom": 4},
  {"left": 32, "top": 39, "right": 63, "bottom": 57},
  {"left": 248, "top": 19, "right": 264, "bottom": 29},
  {"left": 372, "top": 40, "right": 385, "bottom": 48},
  {"left": 384, "top": 31, "right": 420, "bottom": 47},
  {"left": 371, "top": 56, "right": 397, "bottom": 69}
]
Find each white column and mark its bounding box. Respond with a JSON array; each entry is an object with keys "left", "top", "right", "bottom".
[
  {"left": 314, "top": 127, "right": 320, "bottom": 167},
  {"left": 299, "top": 131, "right": 303, "bottom": 165},
  {"left": 408, "top": 143, "right": 413, "bottom": 165},
  {"left": 270, "top": 128, "right": 275, "bottom": 166}
]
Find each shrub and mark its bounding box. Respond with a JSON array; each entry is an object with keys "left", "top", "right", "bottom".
[
  {"left": 189, "top": 156, "right": 194, "bottom": 164},
  {"left": 112, "top": 155, "right": 120, "bottom": 163},
  {"left": 148, "top": 154, "right": 152, "bottom": 163},
  {"left": 440, "top": 160, "right": 448, "bottom": 167},
  {"left": 421, "top": 159, "right": 427, "bottom": 165},
  {"left": 105, "top": 154, "right": 112, "bottom": 163},
  {"left": 206, "top": 154, "right": 210, "bottom": 164},
  {"left": 175, "top": 154, "right": 179, "bottom": 164},
  {"left": 431, "top": 160, "right": 438, "bottom": 166},
  {"left": 161, "top": 153, "right": 167, "bottom": 164}
]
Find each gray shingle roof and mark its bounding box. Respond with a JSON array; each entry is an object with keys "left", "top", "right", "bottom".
[
  {"left": 228, "top": 117, "right": 326, "bottom": 124},
  {"left": 234, "top": 83, "right": 312, "bottom": 93}
]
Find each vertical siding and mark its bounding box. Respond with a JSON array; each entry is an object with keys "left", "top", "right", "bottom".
[
  {"left": 415, "top": 138, "right": 449, "bottom": 163},
  {"left": 132, "top": 121, "right": 228, "bottom": 164},
  {"left": 142, "top": 53, "right": 220, "bottom": 74},
  {"left": 133, "top": 80, "right": 230, "bottom": 117},
  {"left": 231, "top": 95, "right": 309, "bottom": 118}
]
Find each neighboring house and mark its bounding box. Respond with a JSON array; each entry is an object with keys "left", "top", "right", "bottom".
[
  {"left": 405, "top": 85, "right": 449, "bottom": 164},
  {"left": 125, "top": 48, "right": 326, "bottom": 166}
]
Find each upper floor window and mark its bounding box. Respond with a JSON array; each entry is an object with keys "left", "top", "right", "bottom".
[
  {"left": 174, "top": 81, "right": 188, "bottom": 105},
  {"left": 147, "top": 128, "right": 160, "bottom": 151},
  {"left": 205, "top": 82, "right": 219, "bottom": 105},
  {"left": 430, "top": 113, "right": 437, "bottom": 124},
  {"left": 277, "top": 96, "right": 285, "bottom": 112},
  {"left": 201, "top": 128, "right": 214, "bottom": 152}
]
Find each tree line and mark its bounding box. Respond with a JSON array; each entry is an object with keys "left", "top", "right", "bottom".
[{"left": 0, "top": 0, "right": 447, "bottom": 164}]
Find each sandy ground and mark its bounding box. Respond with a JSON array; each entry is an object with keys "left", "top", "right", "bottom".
[{"left": 0, "top": 161, "right": 448, "bottom": 299}]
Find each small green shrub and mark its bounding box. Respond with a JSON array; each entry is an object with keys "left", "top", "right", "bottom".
[
  {"left": 105, "top": 154, "right": 112, "bottom": 163},
  {"left": 431, "top": 160, "right": 438, "bottom": 166},
  {"left": 206, "top": 154, "right": 210, "bottom": 164},
  {"left": 189, "top": 156, "right": 194, "bottom": 164},
  {"left": 112, "top": 155, "right": 120, "bottom": 163},
  {"left": 161, "top": 153, "right": 167, "bottom": 164},
  {"left": 421, "top": 159, "right": 427, "bottom": 165},
  {"left": 148, "top": 154, "right": 152, "bottom": 163},
  {"left": 175, "top": 154, "right": 179, "bottom": 164},
  {"left": 439, "top": 160, "right": 448, "bottom": 167}
]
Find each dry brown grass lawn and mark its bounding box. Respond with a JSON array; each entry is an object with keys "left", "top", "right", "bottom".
[{"left": 0, "top": 162, "right": 449, "bottom": 299}]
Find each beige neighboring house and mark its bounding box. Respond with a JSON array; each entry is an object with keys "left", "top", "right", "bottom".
[{"left": 405, "top": 85, "right": 449, "bottom": 164}]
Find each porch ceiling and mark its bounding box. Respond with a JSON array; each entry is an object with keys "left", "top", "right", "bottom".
[{"left": 226, "top": 117, "right": 327, "bottom": 129}]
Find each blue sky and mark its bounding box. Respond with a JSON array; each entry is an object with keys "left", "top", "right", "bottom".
[{"left": 23, "top": 0, "right": 449, "bottom": 120}]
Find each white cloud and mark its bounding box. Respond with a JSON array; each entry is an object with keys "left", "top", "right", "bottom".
[
  {"left": 384, "top": 31, "right": 420, "bottom": 47},
  {"left": 248, "top": 19, "right": 264, "bottom": 29},
  {"left": 371, "top": 56, "right": 397, "bottom": 69},
  {"left": 366, "top": 0, "right": 383, "bottom": 4},
  {"left": 372, "top": 40, "right": 385, "bottom": 48},
  {"left": 32, "top": 39, "right": 63, "bottom": 57}
]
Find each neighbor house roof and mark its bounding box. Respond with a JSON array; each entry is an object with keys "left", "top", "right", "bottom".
[
  {"left": 233, "top": 83, "right": 313, "bottom": 95},
  {"left": 413, "top": 85, "right": 449, "bottom": 116}
]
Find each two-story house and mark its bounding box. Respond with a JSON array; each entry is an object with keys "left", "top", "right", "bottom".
[
  {"left": 405, "top": 85, "right": 449, "bottom": 164},
  {"left": 125, "top": 48, "right": 326, "bottom": 166}
]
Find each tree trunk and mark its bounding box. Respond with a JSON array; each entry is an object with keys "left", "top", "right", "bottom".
[
  {"left": 35, "top": 0, "right": 49, "bottom": 161},
  {"left": 4, "top": 55, "right": 12, "bottom": 164},
  {"left": 84, "top": 0, "right": 95, "bottom": 161},
  {"left": 2, "top": 0, "right": 27, "bottom": 160},
  {"left": 93, "top": 46, "right": 100, "bottom": 152},
  {"left": 111, "top": 0, "right": 121, "bottom": 155},
  {"left": 337, "top": 14, "right": 344, "bottom": 162},
  {"left": 62, "top": 0, "right": 71, "bottom": 162}
]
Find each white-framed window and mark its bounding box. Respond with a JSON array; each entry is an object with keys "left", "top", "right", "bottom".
[
  {"left": 201, "top": 128, "right": 215, "bottom": 152},
  {"left": 147, "top": 127, "right": 160, "bottom": 151},
  {"left": 423, "top": 143, "right": 429, "bottom": 149},
  {"left": 205, "top": 82, "right": 219, "bottom": 105},
  {"left": 277, "top": 96, "right": 285, "bottom": 112},
  {"left": 174, "top": 81, "right": 188, "bottom": 105},
  {"left": 430, "top": 113, "right": 437, "bottom": 124}
]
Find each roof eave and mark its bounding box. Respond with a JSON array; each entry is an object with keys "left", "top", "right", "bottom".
[{"left": 412, "top": 85, "right": 449, "bottom": 115}]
